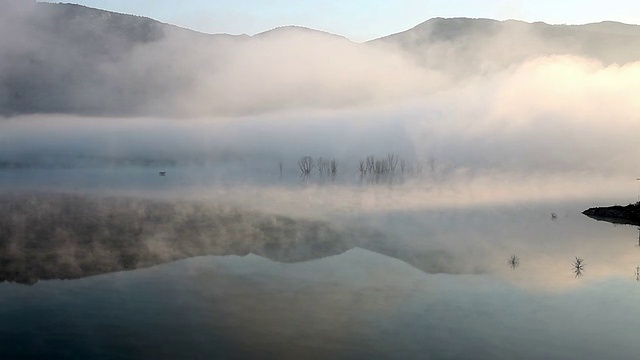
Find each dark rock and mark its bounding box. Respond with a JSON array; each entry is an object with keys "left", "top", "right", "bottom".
[{"left": 582, "top": 203, "right": 640, "bottom": 225}]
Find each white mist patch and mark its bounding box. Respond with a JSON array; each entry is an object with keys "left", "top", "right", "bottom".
[
  {"left": 490, "top": 56, "right": 640, "bottom": 127},
  {"left": 168, "top": 30, "right": 450, "bottom": 116},
  {"left": 142, "top": 172, "right": 634, "bottom": 218}
]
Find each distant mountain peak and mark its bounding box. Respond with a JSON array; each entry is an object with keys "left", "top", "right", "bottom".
[
  {"left": 373, "top": 17, "right": 640, "bottom": 43},
  {"left": 254, "top": 25, "right": 349, "bottom": 41}
]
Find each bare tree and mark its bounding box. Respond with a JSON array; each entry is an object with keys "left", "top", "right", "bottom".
[
  {"left": 317, "top": 157, "right": 326, "bottom": 174},
  {"left": 358, "top": 160, "right": 367, "bottom": 174},
  {"left": 366, "top": 155, "right": 375, "bottom": 173},
  {"left": 508, "top": 254, "right": 519, "bottom": 269},
  {"left": 573, "top": 257, "right": 585, "bottom": 277},
  {"left": 329, "top": 159, "right": 338, "bottom": 175},
  {"left": 298, "top": 156, "right": 315, "bottom": 175},
  {"left": 387, "top": 153, "right": 398, "bottom": 173}
]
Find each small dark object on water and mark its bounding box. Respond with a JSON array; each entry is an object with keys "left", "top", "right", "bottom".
[
  {"left": 551, "top": 213, "right": 557, "bottom": 220},
  {"left": 159, "top": 171, "right": 166, "bottom": 176},
  {"left": 508, "top": 254, "right": 519, "bottom": 269},
  {"left": 573, "top": 257, "right": 585, "bottom": 277}
]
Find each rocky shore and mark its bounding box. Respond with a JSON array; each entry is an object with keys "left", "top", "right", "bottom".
[{"left": 582, "top": 203, "right": 640, "bottom": 225}]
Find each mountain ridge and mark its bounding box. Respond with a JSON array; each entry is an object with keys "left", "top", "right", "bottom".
[
  {"left": 24, "top": 3, "right": 640, "bottom": 43},
  {"left": 2, "top": 2, "right": 640, "bottom": 117}
]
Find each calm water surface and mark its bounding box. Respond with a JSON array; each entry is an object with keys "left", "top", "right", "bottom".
[{"left": 1, "top": 167, "right": 640, "bottom": 359}]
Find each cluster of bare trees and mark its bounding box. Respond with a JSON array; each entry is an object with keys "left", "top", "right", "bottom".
[
  {"left": 357, "top": 154, "right": 434, "bottom": 176},
  {"left": 509, "top": 254, "right": 589, "bottom": 278},
  {"left": 297, "top": 156, "right": 315, "bottom": 175},
  {"left": 284, "top": 153, "right": 436, "bottom": 180},
  {"left": 358, "top": 154, "right": 399, "bottom": 175},
  {"left": 317, "top": 157, "right": 339, "bottom": 175},
  {"left": 296, "top": 156, "right": 339, "bottom": 176}
]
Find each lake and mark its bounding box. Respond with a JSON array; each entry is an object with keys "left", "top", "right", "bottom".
[{"left": 1, "top": 164, "right": 640, "bottom": 360}]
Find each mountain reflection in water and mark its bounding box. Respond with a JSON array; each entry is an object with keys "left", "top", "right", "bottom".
[
  {"left": 2, "top": 192, "right": 495, "bottom": 285},
  {"left": 5, "top": 191, "right": 640, "bottom": 289},
  {"left": 0, "top": 193, "right": 356, "bottom": 284},
  {"left": 4, "top": 192, "right": 640, "bottom": 358}
]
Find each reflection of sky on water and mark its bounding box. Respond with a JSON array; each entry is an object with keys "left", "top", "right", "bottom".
[
  {"left": 1, "top": 177, "right": 640, "bottom": 358},
  {"left": 2, "top": 250, "right": 640, "bottom": 359},
  {"left": 2, "top": 167, "right": 640, "bottom": 289},
  {"left": 2, "top": 131, "right": 640, "bottom": 358}
]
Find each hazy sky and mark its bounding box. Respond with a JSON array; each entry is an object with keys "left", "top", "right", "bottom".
[{"left": 38, "top": 0, "right": 640, "bottom": 41}]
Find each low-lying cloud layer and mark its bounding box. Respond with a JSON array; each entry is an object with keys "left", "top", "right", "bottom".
[
  {"left": 2, "top": 2, "right": 640, "bottom": 118},
  {"left": 1, "top": 3, "right": 639, "bottom": 177}
]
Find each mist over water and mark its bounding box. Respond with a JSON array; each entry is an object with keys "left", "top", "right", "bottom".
[{"left": 2, "top": 2, "right": 640, "bottom": 359}]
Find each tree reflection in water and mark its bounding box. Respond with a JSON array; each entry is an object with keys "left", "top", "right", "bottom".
[{"left": 573, "top": 257, "right": 585, "bottom": 278}]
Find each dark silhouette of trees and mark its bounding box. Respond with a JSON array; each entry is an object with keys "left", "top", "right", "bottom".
[{"left": 298, "top": 156, "right": 314, "bottom": 175}]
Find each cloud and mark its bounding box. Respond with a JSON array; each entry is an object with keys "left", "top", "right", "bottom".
[{"left": 489, "top": 56, "right": 640, "bottom": 126}]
